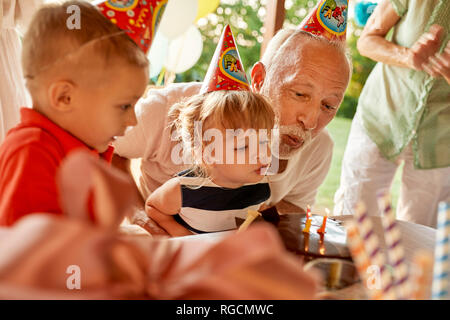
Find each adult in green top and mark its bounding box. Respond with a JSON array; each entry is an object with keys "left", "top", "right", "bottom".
[{"left": 334, "top": 0, "right": 449, "bottom": 227}]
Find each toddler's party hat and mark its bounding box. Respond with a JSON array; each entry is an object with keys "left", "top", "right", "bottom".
[
  {"left": 298, "top": 0, "right": 348, "bottom": 41},
  {"left": 96, "top": 0, "right": 167, "bottom": 54},
  {"left": 200, "top": 24, "right": 250, "bottom": 94}
]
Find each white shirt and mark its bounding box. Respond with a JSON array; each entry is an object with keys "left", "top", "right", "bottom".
[
  {"left": 114, "top": 82, "right": 334, "bottom": 210},
  {"left": 0, "top": 0, "right": 40, "bottom": 143}
]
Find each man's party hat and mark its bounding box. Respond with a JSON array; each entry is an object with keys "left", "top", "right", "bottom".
[{"left": 298, "top": 0, "right": 348, "bottom": 41}]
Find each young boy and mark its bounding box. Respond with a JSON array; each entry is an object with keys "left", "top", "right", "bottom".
[{"left": 0, "top": 1, "right": 149, "bottom": 226}]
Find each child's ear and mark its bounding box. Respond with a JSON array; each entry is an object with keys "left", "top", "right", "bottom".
[{"left": 47, "top": 80, "right": 76, "bottom": 112}]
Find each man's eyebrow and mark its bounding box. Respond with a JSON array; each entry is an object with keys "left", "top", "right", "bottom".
[{"left": 290, "top": 81, "right": 314, "bottom": 89}]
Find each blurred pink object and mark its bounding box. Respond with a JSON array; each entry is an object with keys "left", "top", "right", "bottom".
[{"left": 0, "top": 150, "right": 319, "bottom": 299}]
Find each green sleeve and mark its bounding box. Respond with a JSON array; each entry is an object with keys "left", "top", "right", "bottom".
[{"left": 389, "top": 0, "right": 409, "bottom": 17}]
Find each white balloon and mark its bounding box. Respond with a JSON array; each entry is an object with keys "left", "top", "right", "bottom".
[
  {"left": 165, "top": 25, "right": 203, "bottom": 74},
  {"left": 148, "top": 31, "right": 169, "bottom": 78},
  {"left": 158, "top": 0, "right": 198, "bottom": 40}
]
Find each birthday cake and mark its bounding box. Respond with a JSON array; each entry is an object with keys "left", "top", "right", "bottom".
[
  {"left": 236, "top": 207, "right": 359, "bottom": 292},
  {"left": 237, "top": 207, "right": 351, "bottom": 262}
]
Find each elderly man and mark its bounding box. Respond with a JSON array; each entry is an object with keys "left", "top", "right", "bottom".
[{"left": 113, "top": 26, "right": 351, "bottom": 234}]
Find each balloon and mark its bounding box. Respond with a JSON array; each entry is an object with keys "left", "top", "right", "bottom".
[
  {"left": 354, "top": 1, "right": 378, "bottom": 27},
  {"left": 164, "top": 25, "right": 203, "bottom": 74},
  {"left": 158, "top": 0, "right": 198, "bottom": 40},
  {"left": 148, "top": 31, "right": 169, "bottom": 78},
  {"left": 195, "top": 0, "right": 220, "bottom": 21}
]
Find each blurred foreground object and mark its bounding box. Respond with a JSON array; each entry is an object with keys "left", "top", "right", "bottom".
[{"left": 0, "top": 150, "right": 319, "bottom": 299}]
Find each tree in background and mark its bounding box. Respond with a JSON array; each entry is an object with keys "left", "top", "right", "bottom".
[{"left": 160, "top": 0, "right": 376, "bottom": 119}]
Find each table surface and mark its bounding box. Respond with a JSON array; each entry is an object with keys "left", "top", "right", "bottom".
[
  {"left": 169, "top": 215, "right": 436, "bottom": 259},
  {"left": 166, "top": 214, "right": 437, "bottom": 299}
]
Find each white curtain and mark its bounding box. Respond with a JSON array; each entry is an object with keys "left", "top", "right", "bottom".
[{"left": 0, "top": 0, "right": 42, "bottom": 143}]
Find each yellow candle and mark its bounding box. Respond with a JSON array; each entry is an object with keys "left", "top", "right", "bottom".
[
  {"left": 302, "top": 218, "right": 312, "bottom": 233},
  {"left": 302, "top": 205, "right": 312, "bottom": 233},
  {"left": 317, "top": 208, "right": 330, "bottom": 234}
]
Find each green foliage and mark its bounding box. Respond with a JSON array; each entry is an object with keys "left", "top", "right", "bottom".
[
  {"left": 176, "top": 0, "right": 266, "bottom": 82},
  {"left": 340, "top": 20, "right": 377, "bottom": 118},
  {"left": 172, "top": 1, "right": 377, "bottom": 120},
  {"left": 337, "top": 95, "right": 358, "bottom": 119}
]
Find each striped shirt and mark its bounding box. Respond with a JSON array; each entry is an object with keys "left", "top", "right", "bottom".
[{"left": 174, "top": 172, "right": 270, "bottom": 233}]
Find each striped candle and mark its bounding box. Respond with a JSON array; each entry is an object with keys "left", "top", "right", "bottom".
[
  {"left": 353, "top": 202, "right": 395, "bottom": 299},
  {"left": 411, "top": 251, "right": 433, "bottom": 300},
  {"left": 345, "top": 219, "right": 383, "bottom": 300},
  {"left": 432, "top": 202, "right": 450, "bottom": 300},
  {"left": 378, "top": 192, "right": 411, "bottom": 299}
]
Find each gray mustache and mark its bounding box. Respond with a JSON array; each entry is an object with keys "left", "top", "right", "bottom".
[{"left": 279, "top": 125, "right": 312, "bottom": 144}]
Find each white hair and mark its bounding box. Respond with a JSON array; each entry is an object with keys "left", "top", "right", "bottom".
[{"left": 261, "top": 28, "right": 353, "bottom": 83}]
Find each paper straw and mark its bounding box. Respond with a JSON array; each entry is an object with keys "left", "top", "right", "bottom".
[
  {"left": 353, "top": 202, "right": 395, "bottom": 299},
  {"left": 237, "top": 210, "right": 261, "bottom": 233},
  {"left": 432, "top": 202, "right": 450, "bottom": 300},
  {"left": 378, "top": 192, "right": 411, "bottom": 299},
  {"left": 411, "top": 250, "right": 433, "bottom": 300},
  {"left": 345, "top": 220, "right": 383, "bottom": 300}
]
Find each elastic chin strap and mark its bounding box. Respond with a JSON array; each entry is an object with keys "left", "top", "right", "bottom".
[{"left": 25, "top": 30, "right": 127, "bottom": 80}]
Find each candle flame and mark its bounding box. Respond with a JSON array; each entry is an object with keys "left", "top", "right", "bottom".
[
  {"left": 325, "top": 208, "right": 330, "bottom": 217},
  {"left": 306, "top": 204, "right": 312, "bottom": 218}
]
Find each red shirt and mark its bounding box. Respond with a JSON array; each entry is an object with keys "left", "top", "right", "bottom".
[{"left": 0, "top": 108, "right": 114, "bottom": 226}]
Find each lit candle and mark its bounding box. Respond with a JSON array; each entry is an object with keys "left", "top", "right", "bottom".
[
  {"left": 302, "top": 218, "right": 312, "bottom": 233},
  {"left": 306, "top": 205, "right": 311, "bottom": 218},
  {"left": 302, "top": 205, "right": 312, "bottom": 233},
  {"left": 317, "top": 208, "right": 329, "bottom": 234}
]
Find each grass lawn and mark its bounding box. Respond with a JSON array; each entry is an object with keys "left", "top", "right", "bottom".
[{"left": 315, "top": 117, "right": 402, "bottom": 213}]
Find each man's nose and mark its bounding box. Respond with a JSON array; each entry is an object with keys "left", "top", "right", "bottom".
[{"left": 297, "top": 104, "right": 320, "bottom": 130}]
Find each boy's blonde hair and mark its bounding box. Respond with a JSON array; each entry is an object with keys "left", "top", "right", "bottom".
[
  {"left": 22, "top": 0, "right": 148, "bottom": 94},
  {"left": 169, "top": 90, "right": 276, "bottom": 174}
]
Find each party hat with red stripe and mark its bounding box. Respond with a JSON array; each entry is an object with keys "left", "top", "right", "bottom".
[
  {"left": 298, "top": 0, "right": 348, "bottom": 41},
  {"left": 96, "top": 0, "right": 167, "bottom": 54},
  {"left": 200, "top": 24, "right": 250, "bottom": 94}
]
